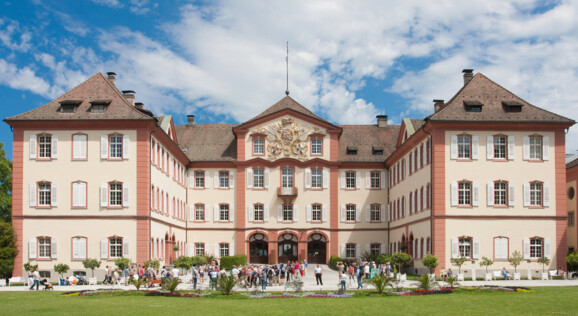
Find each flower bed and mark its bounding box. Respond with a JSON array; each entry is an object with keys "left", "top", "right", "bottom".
[
  {"left": 398, "top": 289, "right": 454, "bottom": 296},
  {"left": 249, "top": 292, "right": 353, "bottom": 299}
]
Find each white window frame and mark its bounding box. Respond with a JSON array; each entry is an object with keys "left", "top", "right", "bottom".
[
  {"left": 283, "top": 204, "right": 293, "bottom": 222},
  {"left": 109, "top": 134, "right": 123, "bottom": 159},
  {"left": 345, "top": 244, "right": 356, "bottom": 258},
  {"left": 38, "top": 237, "right": 52, "bottom": 258},
  {"left": 109, "top": 237, "right": 123, "bottom": 258},
  {"left": 254, "top": 204, "right": 264, "bottom": 221},
  {"left": 459, "top": 237, "right": 472, "bottom": 258},
  {"left": 345, "top": 171, "right": 355, "bottom": 189},
  {"left": 219, "top": 171, "right": 229, "bottom": 188},
  {"left": 220, "top": 243, "right": 230, "bottom": 257},
  {"left": 457, "top": 135, "right": 471, "bottom": 159},
  {"left": 253, "top": 168, "right": 264, "bottom": 188},
  {"left": 195, "top": 204, "right": 205, "bottom": 221},
  {"left": 458, "top": 181, "right": 472, "bottom": 206},
  {"left": 311, "top": 168, "right": 322, "bottom": 189},
  {"left": 195, "top": 243, "right": 205, "bottom": 256},
  {"left": 311, "top": 138, "right": 322, "bottom": 155},
  {"left": 311, "top": 204, "right": 322, "bottom": 222},
  {"left": 109, "top": 182, "right": 123, "bottom": 207},
  {"left": 194, "top": 171, "right": 205, "bottom": 188},
  {"left": 253, "top": 137, "right": 264, "bottom": 155},
  {"left": 219, "top": 204, "right": 230, "bottom": 221}
]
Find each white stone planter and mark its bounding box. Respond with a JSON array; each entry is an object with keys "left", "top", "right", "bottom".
[
  {"left": 513, "top": 272, "right": 521, "bottom": 280},
  {"left": 484, "top": 273, "right": 492, "bottom": 281}
]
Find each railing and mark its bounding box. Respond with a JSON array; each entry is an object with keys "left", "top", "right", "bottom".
[{"left": 277, "top": 187, "right": 298, "bottom": 197}]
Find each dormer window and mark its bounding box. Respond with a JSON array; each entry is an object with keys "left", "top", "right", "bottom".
[
  {"left": 347, "top": 145, "right": 358, "bottom": 155},
  {"left": 464, "top": 100, "right": 483, "bottom": 112},
  {"left": 372, "top": 146, "right": 384, "bottom": 156},
  {"left": 59, "top": 100, "right": 80, "bottom": 114},
  {"left": 502, "top": 101, "right": 523, "bottom": 113},
  {"left": 90, "top": 100, "right": 111, "bottom": 113}
]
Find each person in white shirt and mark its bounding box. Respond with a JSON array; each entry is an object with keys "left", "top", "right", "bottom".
[
  {"left": 314, "top": 264, "right": 323, "bottom": 285},
  {"left": 171, "top": 267, "right": 180, "bottom": 279}
]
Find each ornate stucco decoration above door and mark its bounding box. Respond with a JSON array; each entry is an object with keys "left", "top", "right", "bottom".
[{"left": 253, "top": 115, "right": 322, "bottom": 161}]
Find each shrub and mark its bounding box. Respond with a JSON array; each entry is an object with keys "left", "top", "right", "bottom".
[
  {"left": 537, "top": 257, "right": 551, "bottom": 272},
  {"left": 161, "top": 277, "right": 181, "bottom": 293},
  {"left": 131, "top": 276, "right": 147, "bottom": 291},
  {"left": 143, "top": 259, "right": 160, "bottom": 271},
  {"left": 450, "top": 257, "right": 468, "bottom": 274},
  {"left": 508, "top": 251, "right": 523, "bottom": 273},
  {"left": 82, "top": 258, "right": 101, "bottom": 277},
  {"left": 23, "top": 262, "right": 38, "bottom": 272},
  {"left": 329, "top": 256, "right": 353, "bottom": 270},
  {"left": 422, "top": 253, "right": 439, "bottom": 272},
  {"left": 191, "top": 255, "right": 209, "bottom": 267},
  {"left": 414, "top": 273, "right": 438, "bottom": 291},
  {"left": 363, "top": 274, "right": 393, "bottom": 294},
  {"left": 114, "top": 258, "right": 131, "bottom": 271},
  {"left": 220, "top": 254, "right": 247, "bottom": 270},
  {"left": 54, "top": 263, "right": 70, "bottom": 279},
  {"left": 392, "top": 252, "right": 412, "bottom": 273},
  {"left": 360, "top": 250, "right": 378, "bottom": 262},
  {"left": 480, "top": 257, "right": 494, "bottom": 273},
  {"left": 445, "top": 275, "right": 459, "bottom": 288},
  {"left": 174, "top": 256, "right": 193, "bottom": 271},
  {"left": 375, "top": 253, "right": 392, "bottom": 265},
  {"left": 566, "top": 252, "right": 578, "bottom": 272},
  {"left": 217, "top": 274, "right": 238, "bottom": 295}
]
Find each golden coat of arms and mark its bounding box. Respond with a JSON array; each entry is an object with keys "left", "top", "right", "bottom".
[{"left": 252, "top": 116, "right": 320, "bottom": 161}]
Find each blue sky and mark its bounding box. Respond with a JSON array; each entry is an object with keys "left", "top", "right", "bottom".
[{"left": 1, "top": 0, "right": 578, "bottom": 159}]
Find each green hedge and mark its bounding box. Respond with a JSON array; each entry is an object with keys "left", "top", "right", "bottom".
[
  {"left": 220, "top": 254, "right": 247, "bottom": 270},
  {"left": 329, "top": 255, "right": 354, "bottom": 270}
]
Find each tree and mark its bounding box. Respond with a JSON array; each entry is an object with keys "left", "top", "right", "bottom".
[
  {"left": 82, "top": 258, "right": 101, "bottom": 277},
  {"left": 54, "top": 263, "right": 70, "bottom": 279},
  {"left": 480, "top": 256, "right": 494, "bottom": 273},
  {"left": 23, "top": 262, "right": 38, "bottom": 273},
  {"left": 391, "top": 252, "right": 412, "bottom": 273},
  {"left": 174, "top": 256, "right": 193, "bottom": 271},
  {"left": 566, "top": 252, "right": 578, "bottom": 272},
  {"left": 422, "top": 253, "right": 439, "bottom": 273},
  {"left": 537, "top": 256, "right": 551, "bottom": 272},
  {"left": 508, "top": 250, "right": 523, "bottom": 273},
  {"left": 375, "top": 253, "right": 392, "bottom": 265},
  {"left": 0, "top": 143, "right": 12, "bottom": 222},
  {"left": 450, "top": 257, "right": 468, "bottom": 274},
  {"left": 114, "top": 258, "right": 131, "bottom": 271},
  {"left": 0, "top": 221, "right": 17, "bottom": 279},
  {"left": 144, "top": 259, "right": 160, "bottom": 271}
]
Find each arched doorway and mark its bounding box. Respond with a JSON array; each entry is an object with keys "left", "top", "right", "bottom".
[
  {"left": 249, "top": 233, "right": 269, "bottom": 264},
  {"left": 278, "top": 233, "right": 298, "bottom": 263},
  {"left": 307, "top": 233, "right": 327, "bottom": 264}
]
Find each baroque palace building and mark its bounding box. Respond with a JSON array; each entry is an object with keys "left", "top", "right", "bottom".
[{"left": 5, "top": 69, "right": 575, "bottom": 280}]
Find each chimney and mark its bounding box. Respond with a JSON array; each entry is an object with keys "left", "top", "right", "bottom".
[
  {"left": 462, "top": 69, "right": 474, "bottom": 86},
  {"left": 376, "top": 115, "right": 388, "bottom": 128},
  {"left": 187, "top": 115, "right": 195, "bottom": 126},
  {"left": 107, "top": 72, "right": 116, "bottom": 86},
  {"left": 135, "top": 102, "right": 144, "bottom": 109},
  {"left": 122, "top": 90, "right": 135, "bottom": 106},
  {"left": 433, "top": 99, "right": 445, "bottom": 112}
]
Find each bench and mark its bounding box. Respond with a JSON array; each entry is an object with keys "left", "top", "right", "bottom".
[
  {"left": 8, "top": 276, "right": 25, "bottom": 286},
  {"left": 548, "top": 270, "right": 565, "bottom": 280},
  {"left": 0, "top": 279, "right": 6, "bottom": 287}
]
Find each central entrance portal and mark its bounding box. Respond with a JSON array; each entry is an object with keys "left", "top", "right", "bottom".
[
  {"left": 278, "top": 233, "right": 298, "bottom": 263},
  {"left": 249, "top": 233, "right": 269, "bottom": 264},
  {"left": 307, "top": 233, "right": 327, "bottom": 264}
]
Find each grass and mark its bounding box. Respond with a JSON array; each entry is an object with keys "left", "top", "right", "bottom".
[{"left": 1, "top": 287, "right": 578, "bottom": 315}]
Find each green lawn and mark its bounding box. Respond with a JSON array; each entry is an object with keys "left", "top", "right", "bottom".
[{"left": 1, "top": 287, "right": 577, "bottom": 315}]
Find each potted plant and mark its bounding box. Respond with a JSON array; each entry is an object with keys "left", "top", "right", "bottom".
[
  {"left": 537, "top": 256, "right": 551, "bottom": 279},
  {"left": 508, "top": 251, "right": 523, "bottom": 280},
  {"left": 422, "top": 253, "right": 439, "bottom": 280},
  {"left": 54, "top": 263, "right": 70, "bottom": 285},
  {"left": 480, "top": 257, "right": 494, "bottom": 280},
  {"left": 450, "top": 257, "right": 468, "bottom": 280}
]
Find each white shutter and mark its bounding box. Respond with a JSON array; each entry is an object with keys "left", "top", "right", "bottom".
[
  {"left": 214, "top": 171, "right": 219, "bottom": 188},
  {"left": 472, "top": 136, "right": 479, "bottom": 160},
  {"left": 80, "top": 135, "right": 87, "bottom": 159},
  {"left": 123, "top": 183, "right": 130, "bottom": 207},
  {"left": 73, "top": 182, "right": 80, "bottom": 207},
  {"left": 380, "top": 244, "right": 386, "bottom": 254},
  {"left": 487, "top": 136, "right": 494, "bottom": 160},
  {"left": 214, "top": 205, "right": 219, "bottom": 221},
  {"left": 542, "top": 136, "right": 549, "bottom": 160},
  {"left": 355, "top": 244, "right": 361, "bottom": 258},
  {"left": 29, "top": 238, "right": 37, "bottom": 259},
  {"left": 523, "top": 136, "right": 530, "bottom": 160},
  {"left": 365, "top": 244, "right": 370, "bottom": 254},
  {"left": 189, "top": 171, "right": 194, "bottom": 189},
  {"left": 73, "top": 135, "right": 81, "bottom": 159},
  {"left": 508, "top": 136, "right": 515, "bottom": 160},
  {"left": 451, "top": 238, "right": 459, "bottom": 258},
  {"left": 204, "top": 206, "right": 208, "bottom": 222},
  {"left": 230, "top": 243, "right": 235, "bottom": 256},
  {"left": 544, "top": 238, "right": 551, "bottom": 259},
  {"left": 355, "top": 205, "right": 361, "bottom": 222},
  {"left": 51, "top": 134, "right": 58, "bottom": 159},
  {"left": 214, "top": 244, "right": 220, "bottom": 258},
  {"left": 494, "top": 238, "right": 502, "bottom": 259},
  {"left": 340, "top": 172, "right": 345, "bottom": 189},
  {"left": 264, "top": 204, "right": 269, "bottom": 222},
  {"left": 205, "top": 171, "right": 210, "bottom": 188},
  {"left": 381, "top": 171, "right": 386, "bottom": 189},
  {"left": 229, "top": 172, "right": 235, "bottom": 189},
  {"left": 122, "top": 135, "right": 130, "bottom": 159},
  {"left": 305, "top": 168, "right": 311, "bottom": 189},
  {"left": 523, "top": 183, "right": 531, "bottom": 207},
  {"left": 472, "top": 182, "right": 479, "bottom": 206},
  {"left": 51, "top": 182, "right": 58, "bottom": 207},
  {"left": 322, "top": 205, "right": 327, "bottom": 222},
  {"left": 293, "top": 205, "right": 298, "bottom": 222},
  {"left": 365, "top": 171, "right": 371, "bottom": 189},
  {"left": 356, "top": 171, "right": 361, "bottom": 189},
  {"left": 50, "top": 237, "right": 57, "bottom": 259},
  {"left": 101, "top": 183, "right": 108, "bottom": 207},
  {"left": 451, "top": 182, "right": 458, "bottom": 206},
  {"left": 277, "top": 205, "right": 283, "bottom": 222},
  {"left": 79, "top": 182, "right": 87, "bottom": 207},
  {"left": 189, "top": 205, "right": 194, "bottom": 222},
  {"left": 264, "top": 168, "right": 270, "bottom": 189},
  {"left": 543, "top": 183, "right": 550, "bottom": 207},
  {"left": 79, "top": 237, "right": 87, "bottom": 259},
  {"left": 306, "top": 205, "right": 311, "bottom": 222},
  {"left": 472, "top": 238, "right": 480, "bottom": 259},
  {"left": 340, "top": 245, "right": 346, "bottom": 258},
  {"left": 381, "top": 204, "right": 386, "bottom": 222},
  {"left": 509, "top": 182, "right": 515, "bottom": 206},
  {"left": 29, "top": 183, "right": 36, "bottom": 207},
  {"left": 101, "top": 238, "right": 108, "bottom": 259},
  {"left": 365, "top": 205, "right": 371, "bottom": 222},
  {"left": 323, "top": 169, "right": 329, "bottom": 189},
  {"left": 29, "top": 134, "right": 37, "bottom": 159},
  {"left": 101, "top": 135, "right": 108, "bottom": 159},
  {"left": 487, "top": 182, "right": 494, "bottom": 206},
  {"left": 229, "top": 205, "right": 234, "bottom": 222},
  {"left": 340, "top": 205, "right": 346, "bottom": 222},
  {"left": 189, "top": 244, "right": 194, "bottom": 256},
  {"left": 523, "top": 238, "right": 530, "bottom": 259},
  {"left": 450, "top": 135, "right": 458, "bottom": 159},
  {"left": 123, "top": 238, "right": 129, "bottom": 258},
  {"left": 155, "top": 144, "right": 159, "bottom": 166},
  {"left": 409, "top": 154, "right": 413, "bottom": 174},
  {"left": 248, "top": 204, "right": 253, "bottom": 222},
  {"left": 246, "top": 169, "right": 253, "bottom": 189}
]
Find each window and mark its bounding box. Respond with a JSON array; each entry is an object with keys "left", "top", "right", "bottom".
[
  {"left": 459, "top": 237, "right": 471, "bottom": 257},
  {"left": 254, "top": 204, "right": 264, "bottom": 221},
  {"left": 346, "top": 204, "right": 356, "bottom": 222},
  {"left": 493, "top": 135, "right": 507, "bottom": 159},
  {"left": 530, "top": 238, "right": 543, "bottom": 258},
  {"left": 494, "top": 237, "right": 508, "bottom": 260},
  {"left": 38, "top": 237, "right": 51, "bottom": 258},
  {"left": 109, "top": 183, "right": 123, "bottom": 207},
  {"left": 312, "top": 204, "right": 322, "bottom": 222},
  {"left": 253, "top": 168, "right": 264, "bottom": 188},
  {"left": 311, "top": 169, "right": 322, "bottom": 188},
  {"left": 219, "top": 171, "right": 229, "bottom": 188},
  {"left": 346, "top": 172, "right": 355, "bottom": 189},
  {"left": 91, "top": 104, "right": 107, "bottom": 113},
  {"left": 458, "top": 181, "right": 471, "bottom": 206},
  {"left": 371, "top": 204, "right": 380, "bottom": 222},
  {"left": 569, "top": 211, "right": 575, "bottom": 227},
  {"left": 346, "top": 244, "right": 356, "bottom": 258},
  {"left": 38, "top": 134, "right": 52, "bottom": 159},
  {"left": 370, "top": 172, "right": 380, "bottom": 189},
  {"left": 39, "top": 271, "right": 51, "bottom": 278},
  {"left": 72, "top": 181, "right": 87, "bottom": 208},
  {"left": 458, "top": 135, "right": 471, "bottom": 159},
  {"left": 72, "top": 134, "right": 87, "bottom": 160},
  {"left": 220, "top": 243, "right": 230, "bottom": 257},
  {"left": 195, "top": 204, "right": 205, "bottom": 221},
  {"left": 60, "top": 104, "right": 76, "bottom": 113},
  {"left": 195, "top": 243, "right": 205, "bottom": 256},
  {"left": 109, "top": 237, "right": 123, "bottom": 258},
  {"left": 195, "top": 171, "right": 205, "bottom": 188},
  {"left": 530, "top": 182, "right": 543, "bottom": 206},
  {"left": 347, "top": 149, "right": 357, "bottom": 155},
  {"left": 529, "top": 136, "right": 542, "bottom": 160},
  {"left": 72, "top": 237, "right": 87, "bottom": 260},
  {"left": 220, "top": 204, "right": 229, "bottom": 221},
  {"left": 283, "top": 204, "right": 293, "bottom": 221},
  {"left": 253, "top": 137, "right": 264, "bottom": 155},
  {"left": 109, "top": 135, "right": 123, "bottom": 159},
  {"left": 494, "top": 181, "right": 508, "bottom": 206},
  {"left": 282, "top": 168, "right": 293, "bottom": 188},
  {"left": 311, "top": 138, "right": 322, "bottom": 155},
  {"left": 370, "top": 244, "right": 381, "bottom": 255},
  {"left": 38, "top": 183, "right": 51, "bottom": 207}
]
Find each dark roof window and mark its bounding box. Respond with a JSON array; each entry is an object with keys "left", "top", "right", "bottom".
[
  {"left": 502, "top": 101, "right": 523, "bottom": 113},
  {"left": 372, "top": 146, "right": 384, "bottom": 155},
  {"left": 463, "top": 100, "right": 483, "bottom": 112},
  {"left": 90, "top": 100, "right": 111, "bottom": 113},
  {"left": 346, "top": 145, "right": 358, "bottom": 155},
  {"left": 59, "top": 100, "right": 81, "bottom": 114}
]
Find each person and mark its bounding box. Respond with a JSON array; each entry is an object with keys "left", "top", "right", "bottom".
[
  {"left": 129, "top": 264, "right": 136, "bottom": 282},
  {"left": 191, "top": 266, "right": 199, "bottom": 289},
  {"left": 356, "top": 264, "right": 364, "bottom": 289},
  {"left": 260, "top": 267, "right": 267, "bottom": 290},
  {"left": 172, "top": 266, "right": 180, "bottom": 280},
  {"left": 348, "top": 264, "right": 355, "bottom": 285},
  {"left": 111, "top": 268, "right": 120, "bottom": 287},
  {"left": 209, "top": 268, "right": 218, "bottom": 290},
  {"left": 447, "top": 268, "right": 454, "bottom": 278},
  {"left": 336, "top": 261, "right": 344, "bottom": 274},
  {"left": 124, "top": 266, "right": 130, "bottom": 286},
  {"left": 28, "top": 269, "right": 34, "bottom": 287},
  {"left": 556, "top": 267, "right": 566, "bottom": 279},
  {"left": 199, "top": 265, "right": 205, "bottom": 285},
  {"left": 364, "top": 262, "right": 370, "bottom": 280},
  {"left": 314, "top": 264, "right": 323, "bottom": 285},
  {"left": 303, "top": 260, "right": 308, "bottom": 276},
  {"left": 29, "top": 268, "right": 40, "bottom": 290},
  {"left": 279, "top": 264, "right": 286, "bottom": 285},
  {"left": 501, "top": 267, "right": 510, "bottom": 280},
  {"left": 340, "top": 272, "right": 347, "bottom": 291}
]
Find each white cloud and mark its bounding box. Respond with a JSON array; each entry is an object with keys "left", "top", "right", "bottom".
[
  {"left": 0, "top": 59, "right": 54, "bottom": 97},
  {"left": 92, "top": 0, "right": 123, "bottom": 8},
  {"left": 0, "top": 19, "right": 32, "bottom": 52}
]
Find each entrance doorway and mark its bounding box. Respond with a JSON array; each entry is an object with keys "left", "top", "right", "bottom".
[
  {"left": 249, "top": 233, "right": 269, "bottom": 264},
  {"left": 278, "top": 233, "right": 298, "bottom": 263},
  {"left": 307, "top": 234, "right": 327, "bottom": 264}
]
